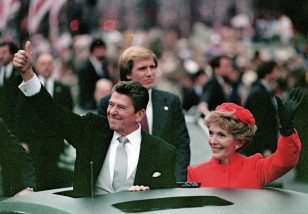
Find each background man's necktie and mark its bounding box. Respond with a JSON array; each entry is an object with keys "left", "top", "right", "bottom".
[
  {"left": 140, "top": 114, "right": 149, "bottom": 132},
  {"left": 113, "top": 136, "right": 128, "bottom": 191}
]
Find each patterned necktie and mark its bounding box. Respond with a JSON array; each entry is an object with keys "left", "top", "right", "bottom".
[
  {"left": 113, "top": 136, "right": 128, "bottom": 191},
  {"left": 140, "top": 114, "right": 149, "bottom": 132}
]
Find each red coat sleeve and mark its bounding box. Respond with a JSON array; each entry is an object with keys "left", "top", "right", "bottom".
[{"left": 253, "top": 129, "right": 301, "bottom": 186}]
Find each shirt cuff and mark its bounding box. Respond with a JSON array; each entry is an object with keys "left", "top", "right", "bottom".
[{"left": 18, "top": 74, "right": 41, "bottom": 96}]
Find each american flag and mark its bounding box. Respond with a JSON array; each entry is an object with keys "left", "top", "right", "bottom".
[
  {"left": 0, "top": 0, "right": 20, "bottom": 30},
  {"left": 27, "top": 0, "right": 53, "bottom": 34},
  {"left": 49, "top": 0, "right": 67, "bottom": 37}
]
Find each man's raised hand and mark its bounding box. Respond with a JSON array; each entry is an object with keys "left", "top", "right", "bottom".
[{"left": 13, "top": 41, "right": 34, "bottom": 81}]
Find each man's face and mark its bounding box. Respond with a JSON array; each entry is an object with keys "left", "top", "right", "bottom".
[
  {"left": 35, "top": 54, "right": 54, "bottom": 78},
  {"left": 216, "top": 58, "right": 233, "bottom": 77},
  {"left": 107, "top": 92, "right": 144, "bottom": 136},
  {"left": 0, "top": 45, "right": 13, "bottom": 66},
  {"left": 126, "top": 57, "right": 156, "bottom": 90},
  {"left": 269, "top": 66, "right": 280, "bottom": 82},
  {"left": 92, "top": 46, "right": 106, "bottom": 61}
]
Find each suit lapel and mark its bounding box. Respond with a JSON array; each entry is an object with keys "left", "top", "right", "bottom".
[{"left": 134, "top": 131, "right": 157, "bottom": 185}]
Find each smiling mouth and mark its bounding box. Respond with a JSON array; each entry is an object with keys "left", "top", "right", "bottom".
[
  {"left": 211, "top": 147, "right": 222, "bottom": 152},
  {"left": 108, "top": 116, "right": 121, "bottom": 121},
  {"left": 144, "top": 79, "right": 154, "bottom": 83}
]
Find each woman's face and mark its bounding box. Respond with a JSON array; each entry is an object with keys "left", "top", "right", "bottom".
[{"left": 208, "top": 122, "right": 242, "bottom": 164}]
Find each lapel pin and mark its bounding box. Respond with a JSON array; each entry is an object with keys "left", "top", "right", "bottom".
[
  {"left": 164, "top": 106, "right": 168, "bottom": 111},
  {"left": 56, "top": 86, "right": 61, "bottom": 93}
]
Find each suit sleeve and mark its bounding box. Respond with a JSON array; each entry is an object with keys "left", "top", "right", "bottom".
[
  {"left": 61, "top": 84, "right": 74, "bottom": 111},
  {"left": 26, "top": 86, "right": 85, "bottom": 148}
]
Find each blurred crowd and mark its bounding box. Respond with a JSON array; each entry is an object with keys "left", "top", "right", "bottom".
[{"left": 1, "top": 3, "right": 308, "bottom": 191}]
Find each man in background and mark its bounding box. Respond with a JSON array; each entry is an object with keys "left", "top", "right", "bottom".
[
  {"left": 0, "top": 41, "right": 22, "bottom": 132},
  {"left": 78, "top": 38, "right": 110, "bottom": 110},
  {"left": 244, "top": 60, "right": 280, "bottom": 157},
  {"left": 197, "top": 55, "right": 233, "bottom": 114}
]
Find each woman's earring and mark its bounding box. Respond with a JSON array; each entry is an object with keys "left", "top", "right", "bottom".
[{"left": 235, "top": 145, "right": 239, "bottom": 150}]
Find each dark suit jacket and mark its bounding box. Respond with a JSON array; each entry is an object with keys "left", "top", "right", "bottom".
[
  {"left": 0, "top": 117, "right": 36, "bottom": 196},
  {"left": 15, "top": 80, "right": 73, "bottom": 190},
  {"left": 26, "top": 86, "right": 176, "bottom": 197},
  {"left": 244, "top": 81, "right": 278, "bottom": 156},
  {"left": 0, "top": 67, "right": 23, "bottom": 132},
  {"left": 201, "top": 75, "right": 227, "bottom": 111},
  {"left": 98, "top": 88, "right": 190, "bottom": 182},
  {"left": 77, "top": 59, "right": 109, "bottom": 109},
  {"left": 182, "top": 87, "right": 201, "bottom": 111},
  {"left": 53, "top": 80, "right": 74, "bottom": 111}
]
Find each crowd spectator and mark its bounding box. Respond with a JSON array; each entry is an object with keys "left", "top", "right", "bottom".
[
  {"left": 0, "top": 41, "right": 23, "bottom": 132},
  {"left": 197, "top": 55, "right": 233, "bottom": 114},
  {"left": 182, "top": 69, "right": 208, "bottom": 111},
  {"left": 94, "top": 78, "right": 114, "bottom": 107},
  {"left": 244, "top": 60, "right": 280, "bottom": 157},
  {"left": 77, "top": 38, "right": 110, "bottom": 110}
]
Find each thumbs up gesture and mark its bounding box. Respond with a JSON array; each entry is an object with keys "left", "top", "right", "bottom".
[{"left": 13, "top": 41, "right": 34, "bottom": 81}]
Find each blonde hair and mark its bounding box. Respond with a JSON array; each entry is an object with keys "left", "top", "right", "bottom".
[
  {"left": 205, "top": 111, "right": 257, "bottom": 151},
  {"left": 119, "top": 46, "right": 158, "bottom": 81}
]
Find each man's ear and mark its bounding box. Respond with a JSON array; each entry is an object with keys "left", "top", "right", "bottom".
[
  {"left": 136, "top": 109, "right": 146, "bottom": 123},
  {"left": 126, "top": 74, "right": 132, "bottom": 80}
]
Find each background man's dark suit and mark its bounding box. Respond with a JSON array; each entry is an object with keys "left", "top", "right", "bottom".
[
  {"left": 98, "top": 88, "right": 190, "bottom": 182},
  {"left": 0, "top": 67, "right": 22, "bottom": 132},
  {"left": 244, "top": 81, "right": 278, "bottom": 156},
  {"left": 201, "top": 75, "right": 227, "bottom": 111},
  {"left": 26, "top": 87, "right": 176, "bottom": 197},
  {"left": 78, "top": 59, "right": 109, "bottom": 109},
  {"left": 15, "top": 80, "right": 73, "bottom": 190},
  {"left": 0, "top": 117, "right": 36, "bottom": 196}
]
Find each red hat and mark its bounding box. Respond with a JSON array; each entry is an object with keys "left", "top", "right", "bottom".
[{"left": 215, "top": 103, "right": 255, "bottom": 125}]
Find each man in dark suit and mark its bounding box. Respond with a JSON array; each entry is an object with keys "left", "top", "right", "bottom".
[
  {"left": 197, "top": 55, "right": 233, "bottom": 113},
  {"left": 244, "top": 61, "right": 280, "bottom": 157},
  {"left": 78, "top": 38, "right": 110, "bottom": 110},
  {"left": 97, "top": 46, "right": 190, "bottom": 182},
  {"left": 15, "top": 53, "right": 74, "bottom": 191},
  {"left": 14, "top": 41, "right": 176, "bottom": 197},
  {"left": 0, "top": 41, "right": 23, "bottom": 132},
  {"left": 0, "top": 117, "right": 36, "bottom": 197}
]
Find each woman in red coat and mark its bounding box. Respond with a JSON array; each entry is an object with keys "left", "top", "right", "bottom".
[{"left": 188, "top": 87, "right": 303, "bottom": 188}]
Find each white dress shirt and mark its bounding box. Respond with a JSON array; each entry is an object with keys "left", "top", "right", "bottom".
[
  {"left": 89, "top": 55, "right": 104, "bottom": 77},
  {"left": 19, "top": 74, "right": 42, "bottom": 96},
  {"left": 109, "top": 129, "right": 141, "bottom": 181},
  {"left": 0, "top": 62, "right": 14, "bottom": 86},
  {"left": 38, "top": 76, "right": 54, "bottom": 97}
]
